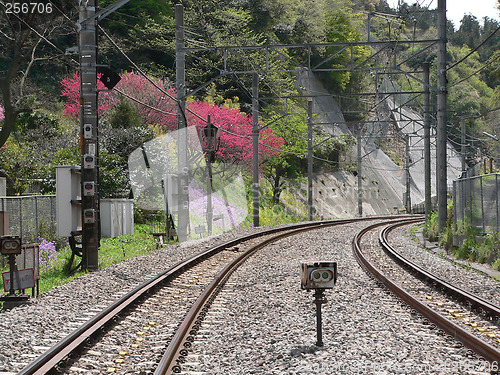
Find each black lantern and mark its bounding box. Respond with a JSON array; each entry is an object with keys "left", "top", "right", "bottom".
[{"left": 200, "top": 116, "right": 219, "bottom": 162}]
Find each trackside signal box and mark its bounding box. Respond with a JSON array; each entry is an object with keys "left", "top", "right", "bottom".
[
  {"left": 55, "top": 166, "right": 81, "bottom": 237},
  {"left": 0, "top": 236, "right": 21, "bottom": 255},
  {"left": 300, "top": 260, "right": 337, "bottom": 289}
]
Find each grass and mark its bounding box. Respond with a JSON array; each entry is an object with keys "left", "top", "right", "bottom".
[{"left": 0, "top": 224, "right": 160, "bottom": 299}]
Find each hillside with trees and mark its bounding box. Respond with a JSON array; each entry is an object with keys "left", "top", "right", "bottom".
[{"left": 0, "top": 0, "right": 499, "bottom": 200}]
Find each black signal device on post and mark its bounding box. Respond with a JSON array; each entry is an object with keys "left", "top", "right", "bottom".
[
  {"left": 0, "top": 236, "right": 21, "bottom": 255},
  {"left": 300, "top": 260, "right": 337, "bottom": 347}
]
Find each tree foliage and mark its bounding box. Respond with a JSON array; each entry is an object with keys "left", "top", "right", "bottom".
[{"left": 0, "top": 0, "right": 78, "bottom": 148}]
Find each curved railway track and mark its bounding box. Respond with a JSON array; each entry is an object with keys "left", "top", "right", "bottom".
[
  {"left": 20, "top": 216, "right": 409, "bottom": 375},
  {"left": 353, "top": 218, "right": 500, "bottom": 365}
]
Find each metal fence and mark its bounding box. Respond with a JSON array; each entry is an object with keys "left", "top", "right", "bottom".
[
  {"left": 0, "top": 195, "right": 57, "bottom": 243},
  {"left": 453, "top": 174, "right": 500, "bottom": 233}
]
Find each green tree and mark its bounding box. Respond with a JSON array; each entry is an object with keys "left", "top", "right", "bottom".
[{"left": 0, "top": 0, "right": 77, "bottom": 148}]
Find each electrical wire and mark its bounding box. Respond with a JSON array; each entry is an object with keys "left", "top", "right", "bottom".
[
  {"left": 447, "top": 53, "right": 500, "bottom": 88},
  {"left": 445, "top": 25, "right": 500, "bottom": 72},
  {"left": 114, "top": 88, "right": 176, "bottom": 117}
]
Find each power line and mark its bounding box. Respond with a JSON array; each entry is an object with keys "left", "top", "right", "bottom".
[
  {"left": 446, "top": 24, "right": 500, "bottom": 72},
  {"left": 447, "top": 52, "right": 500, "bottom": 88}
]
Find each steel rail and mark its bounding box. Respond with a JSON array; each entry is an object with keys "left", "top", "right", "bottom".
[
  {"left": 352, "top": 219, "right": 500, "bottom": 364},
  {"left": 20, "top": 215, "right": 406, "bottom": 374},
  {"left": 380, "top": 221, "right": 500, "bottom": 318},
  {"left": 153, "top": 216, "right": 414, "bottom": 374}
]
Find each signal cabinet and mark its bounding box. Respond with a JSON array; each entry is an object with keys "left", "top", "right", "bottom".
[{"left": 56, "top": 166, "right": 82, "bottom": 237}]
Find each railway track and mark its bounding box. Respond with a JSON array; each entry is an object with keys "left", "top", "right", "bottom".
[
  {"left": 20, "top": 216, "right": 408, "bottom": 375},
  {"left": 353, "top": 218, "right": 500, "bottom": 365}
]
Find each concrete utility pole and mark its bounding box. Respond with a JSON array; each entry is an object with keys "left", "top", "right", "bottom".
[
  {"left": 252, "top": 73, "right": 260, "bottom": 227},
  {"left": 357, "top": 124, "right": 363, "bottom": 217},
  {"left": 307, "top": 99, "right": 313, "bottom": 221},
  {"left": 436, "top": 0, "right": 448, "bottom": 232},
  {"left": 423, "top": 62, "right": 432, "bottom": 220},
  {"left": 79, "top": 0, "right": 99, "bottom": 270},
  {"left": 405, "top": 135, "right": 411, "bottom": 213},
  {"left": 176, "top": 4, "right": 189, "bottom": 241},
  {"left": 461, "top": 117, "right": 466, "bottom": 174}
]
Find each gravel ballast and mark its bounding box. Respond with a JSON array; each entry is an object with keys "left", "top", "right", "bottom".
[{"left": 0, "top": 221, "right": 497, "bottom": 374}]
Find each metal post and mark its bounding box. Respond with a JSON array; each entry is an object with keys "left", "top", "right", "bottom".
[
  {"left": 453, "top": 180, "right": 457, "bottom": 232},
  {"left": 405, "top": 135, "right": 411, "bottom": 213},
  {"left": 206, "top": 115, "right": 213, "bottom": 236},
  {"left": 79, "top": 0, "right": 99, "bottom": 270},
  {"left": 436, "top": 0, "right": 448, "bottom": 232},
  {"left": 496, "top": 174, "right": 499, "bottom": 232},
  {"left": 367, "top": 13, "right": 372, "bottom": 42},
  {"left": 461, "top": 117, "right": 466, "bottom": 174},
  {"left": 252, "top": 73, "right": 260, "bottom": 227},
  {"left": 357, "top": 124, "right": 363, "bottom": 217},
  {"left": 480, "top": 176, "right": 485, "bottom": 233},
  {"left": 313, "top": 288, "right": 326, "bottom": 347},
  {"left": 8, "top": 254, "right": 15, "bottom": 295},
  {"left": 423, "top": 62, "right": 432, "bottom": 218},
  {"left": 307, "top": 99, "right": 313, "bottom": 221},
  {"left": 176, "top": 4, "right": 189, "bottom": 241}
]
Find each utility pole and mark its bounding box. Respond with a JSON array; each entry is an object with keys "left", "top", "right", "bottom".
[
  {"left": 423, "top": 62, "right": 432, "bottom": 219},
  {"left": 307, "top": 99, "right": 313, "bottom": 221},
  {"left": 436, "top": 0, "right": 448, "bottom": 232},
  {"left": 79, "top": 0, "right": 99, "bottom": 271},
  {"left": 252, "top": 73, "right": 260, "bottom": 227},
  {"left": 357, "top": 124, "right": 363, "bottom": 217},
  {"left": 461, "top": 117, "right": 466, "bottom": 174},
  {"left": 405, "top": 135, "right": 411, "bottom": 213},
  {"left": 176, "top": 4, "right": 189, "bottom": 241}
]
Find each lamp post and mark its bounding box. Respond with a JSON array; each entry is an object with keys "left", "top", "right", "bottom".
[{"left": 200, "top": 115, "right": 219, "bottom": 235}]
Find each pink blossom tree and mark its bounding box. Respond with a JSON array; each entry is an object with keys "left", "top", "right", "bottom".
[
  {"left": 61, "top": 71, "right": 176, "bottom": 131},
  {"left": 188, "top": 100, "right": 284, "bottom": 165},
  {"left": 60, "top": 71, "right": 284, "bottom": 164}
]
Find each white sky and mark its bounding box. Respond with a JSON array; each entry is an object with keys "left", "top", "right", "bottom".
[{"left": 388, "top": 0, "right": 500, "bottom": 28}]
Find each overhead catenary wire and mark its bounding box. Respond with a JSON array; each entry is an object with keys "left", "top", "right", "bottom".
[
  {"left": 445, "top": 24, "right": 500, "bottom": 73},
  {"left": 447, "top": 53, "right": 500, "bottom": 88}
]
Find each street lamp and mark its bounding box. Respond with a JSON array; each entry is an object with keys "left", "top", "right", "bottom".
[{"left": 199, "top": 115, "right": 219, "bottom": 235}]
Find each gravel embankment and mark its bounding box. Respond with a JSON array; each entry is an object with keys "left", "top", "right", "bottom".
[{"left": 389, "top": 225, "right": 500, "bottom": 306}]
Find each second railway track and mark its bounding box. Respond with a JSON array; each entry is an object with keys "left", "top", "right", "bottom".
[{"left": 353, "top": 218, "right": 500, "bottom": 365}]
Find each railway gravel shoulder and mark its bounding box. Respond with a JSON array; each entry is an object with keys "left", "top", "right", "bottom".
[{"left": 388, "top": 225, "right": 500, "bottom": 306}]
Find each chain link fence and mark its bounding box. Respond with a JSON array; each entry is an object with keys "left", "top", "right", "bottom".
[
  {"left": 0, "top": 195, "right": 56, "bottom": 243},
  {"left": 453, "top": 174, "right": 500, "bottom": 233}
]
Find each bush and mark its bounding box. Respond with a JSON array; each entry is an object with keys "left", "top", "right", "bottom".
[
  {"left": 477, "top": 231, "right": 500, "bottom": 264},
  {"left": 423, "top": 210, "right": 439, "bottom": 241}
]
